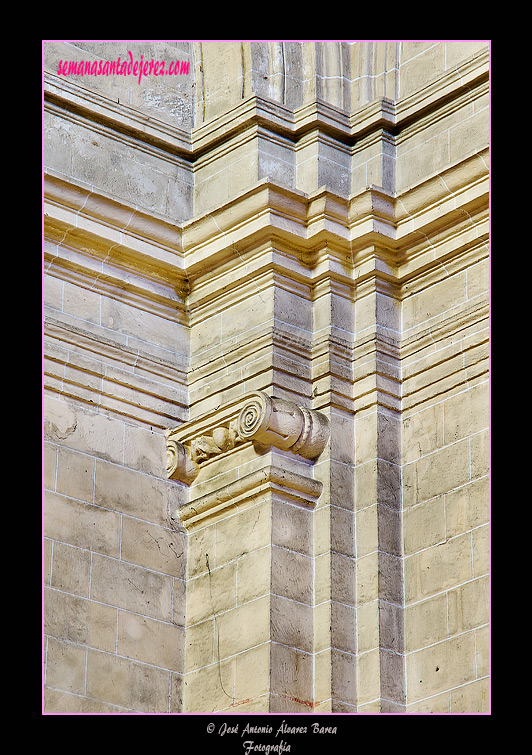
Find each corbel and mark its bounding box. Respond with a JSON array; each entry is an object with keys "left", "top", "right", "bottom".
[{"left": 166, "top": 391, "right": 330, "bottom": 485}]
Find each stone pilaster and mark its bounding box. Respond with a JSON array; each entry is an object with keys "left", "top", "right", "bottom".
[
  {"left": 166, "top": 393, "right": 329, "bottom": 712},
  {"left": 352, "top": 272, "right": 404, "bottom": 711}
]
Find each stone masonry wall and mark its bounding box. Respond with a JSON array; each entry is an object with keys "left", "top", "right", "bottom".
[
  {"left": 43, "top": 294, "right": 190, "bottom": 711},
  {"left": 43, "top": 40, "right": 489, "bottom": 714}
]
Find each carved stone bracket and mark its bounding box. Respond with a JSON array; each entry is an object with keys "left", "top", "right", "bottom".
[{"left": 166, "top": 391, "right": 330, "bottom": 485}]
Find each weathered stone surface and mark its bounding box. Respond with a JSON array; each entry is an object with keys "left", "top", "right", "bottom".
[{"left": 43, "top": 40, "right": 490, "bottom": 715}]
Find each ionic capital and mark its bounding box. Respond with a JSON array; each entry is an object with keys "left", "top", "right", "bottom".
[
  {"left": 166, "top": 391, "right": 330, "bottom": 485},
  {"left": 236, "top": 392, "right": 329, "bottom": 460}
]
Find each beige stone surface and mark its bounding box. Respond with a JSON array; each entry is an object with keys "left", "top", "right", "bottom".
[
  {"left": 43, "top": 40, "right": 490, "bottom": 714},
  {"left": 406, "top": 633, "right": 477, "bottom": 703},
  {"left": 117, "top": 611, "right": 184, "bottom": 670},
  {"left": 85, "top": 648, "right": 171, "bottom": 713}
]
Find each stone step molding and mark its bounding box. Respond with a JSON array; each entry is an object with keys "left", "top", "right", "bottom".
[{"left": 174, "top": 465, "right": 324, "bottom": 530}]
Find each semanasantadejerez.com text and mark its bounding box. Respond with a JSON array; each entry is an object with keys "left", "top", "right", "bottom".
[{"left": 56, "top": 51, "right": 190, "bottom": 84}]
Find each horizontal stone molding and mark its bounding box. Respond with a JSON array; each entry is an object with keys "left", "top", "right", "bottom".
[
  {"left": 44, "top": 171, "right": 184, "bottom": 254},
  {"left": 173, "top": 465, "right": 323, "bottom": 530},
  {"left": 45, "top": 145, "right": 488, "bottom": 276},
  {"left": 401, "top": 299, "right": 489, "bottom": 412},
  {"left": 44, "top": 316, "right": 188, "bottom": 428},
  {"left": 44, "top": 47, "right": 488, "bottom": 158},
  {"left": 166, "top": 391, "right": 330, "bottom": 486}
]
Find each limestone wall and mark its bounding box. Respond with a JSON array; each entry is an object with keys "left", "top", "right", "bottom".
[{"left": 43, "top": 39, "right": 489, "bottom": 714}]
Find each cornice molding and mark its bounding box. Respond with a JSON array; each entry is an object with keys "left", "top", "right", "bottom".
[
  {"left": 401, "top": 297, "right": 489, "bottom": 363},
  {"left": 44, "top": 315, "right": 187, "bottom": 381},
  {"left": 44, "top": 73, "right": 194, "bottom": 158},
  {"left": 44, "top": 144, "right": 488, "bottom": 320},
  {"left": 44, "top": 139, "right": 487, "bottom": 250},
  {"left": 44, "top": 47, "right": 488, "bottom": 159},
  {"left": 44, "top": 171, "right": 184, "bottom": 254},
  {"left": 44, "top": 171, "right": 189, "bottom": 317},
  {"left": 394, "top": 48, "right": 489, "bottom": 132},
  {"left": 401, "top": 308, "right": 489, "bottom": 413}
]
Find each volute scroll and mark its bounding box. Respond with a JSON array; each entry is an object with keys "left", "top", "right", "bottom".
[{"left": 166, "top": 391, "right": 330, "bottom": 485}]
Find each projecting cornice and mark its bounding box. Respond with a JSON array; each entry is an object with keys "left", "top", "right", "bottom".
[
  {"left": 177, "top": 149, "right": 488, "bottom": 280},
  {"left": 43, "top": 73, "right": 391, "bottom": 159},
  {"left": 43, "top": 171, "right": 188, "bottom": 320},
  {"left": 45, "top": 145, "right": 488, "bottom": 258},
  {"left": 44, "top": 73, "right": 194, "bottom": 158},
  {"left": 43, "top": 171, "right": 184, "bottom": 254},
  {"left": 44, "top": 142, "right": 488, "bottom": 313},
  {"left": 172, "top": 464, "right": 324, "bottom": 530},
  {"left": 43, "top": 47, "right": 488, "bottom": 158}
]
